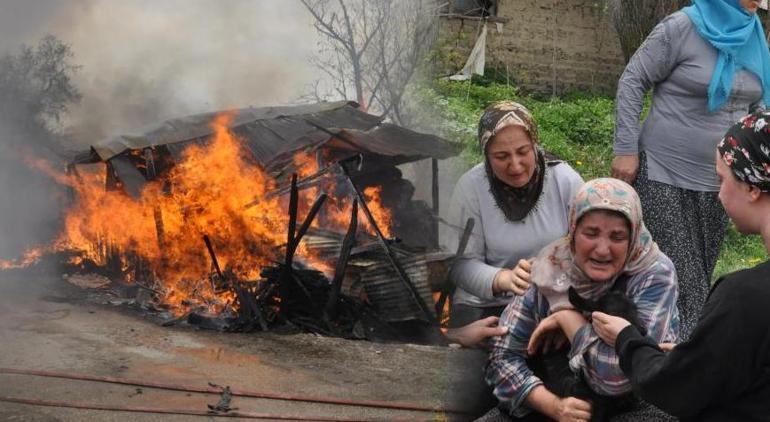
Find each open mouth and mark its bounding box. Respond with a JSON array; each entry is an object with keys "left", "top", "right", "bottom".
[{"left": 588, "top": 257, "right": 613, "bottom": 268}]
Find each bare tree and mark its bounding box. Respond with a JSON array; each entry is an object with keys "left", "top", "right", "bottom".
[
  {"left": 0, "top": 34, "right": 81, "bottom": 155},
  {"left": 0, "top": 35, "right": 81, "bottom": 129},
  {"left": 610, "top": 0, "right": 689, "bottom": 62},
  {"left": 300, "top": 0, "right": 438, "bottom": 125}
]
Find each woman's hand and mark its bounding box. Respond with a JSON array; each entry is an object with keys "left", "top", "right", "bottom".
[
  {"left": 492, "top": 259, "right": 532, "bottom": 295},
  {"left": 611, "top": 154, "right": 639, "bottom": 184},
  {"left": 444, "top": 316, "right": 508, "bottom": 348},
  {"left": 527, "top": 313, "right": 567, "bottom": 355},
  {"left": 554, "top": 396, "right": 592, "bottom": 422},
  {"left": 591, "top": 311, "right": 631, "bottom": 347}
]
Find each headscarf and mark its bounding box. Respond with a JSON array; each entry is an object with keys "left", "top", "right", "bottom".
[
  {"left": 530, "top": 178, "right": 660, "bottom": 312},
  {"left": 683, "top": 0, "right": 770, "bottom": 112},
  {"left": 717, "top": 110, "right": 770, "bottom": 192},
  {"left": 478, "top": 101, "right": 546, "bottom": 222}
]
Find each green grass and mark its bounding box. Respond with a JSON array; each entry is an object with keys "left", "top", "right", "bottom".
[
  {"left": 418, "top": 75, "right": 767, "bottom": 279},
  {"left": 713, "top": 226, "right": 768, "bottom": 281}
]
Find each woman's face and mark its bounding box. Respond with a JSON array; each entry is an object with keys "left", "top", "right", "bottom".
[
  {"left": 740, "top": 0, "right": 762, "bottom": 13},
  {"left": 573, "top": 210, "right": 631, "bottom": 283},
  {"left": 716, "top": 150, "right": 756, "bottom": 233},
  {"left": 486, "top": 125, "right": 536, "bottom": 188}
]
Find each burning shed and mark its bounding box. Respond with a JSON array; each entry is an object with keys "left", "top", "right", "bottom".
[{"left": 59, "top": 101, "right": 461, "bottom": 340}]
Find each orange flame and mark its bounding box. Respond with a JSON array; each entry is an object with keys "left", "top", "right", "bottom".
[{"left": 4, "top": 112, "right": 396, "bottom": 315}]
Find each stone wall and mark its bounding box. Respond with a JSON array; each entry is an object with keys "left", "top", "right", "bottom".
[{"left": 438, "top": 0, "right": 626, "bottom": 96}]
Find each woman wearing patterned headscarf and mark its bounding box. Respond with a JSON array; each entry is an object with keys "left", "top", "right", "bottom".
[
  {"left": 485, "top": 178, "right": 679, "bottom": 421},
  {"left": 594, "top": 111, "right": 770, "bottom": 421},
  {"left": 445, "top": 101, "right": 583, "bottom": 328},
  {"left": 611, "top": 0, "right": 770, "bottom": 341}
]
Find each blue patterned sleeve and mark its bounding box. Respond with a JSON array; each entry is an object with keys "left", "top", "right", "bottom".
[
  {"left": 485, "top": 286, "right": 549, "bottom": 415},
  {"left": 568, "top": 257, "right": 680, "bottom": 395}
]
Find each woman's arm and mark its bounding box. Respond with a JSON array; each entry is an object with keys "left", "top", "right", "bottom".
[
  {"left": 613, "top": 13, "right": 686, "bottom": 182},
  {"left": 486, "top": 288, "right": 555, "bottom": 415},
  {"left": 614, "top": 277, "right": 761, "bottom": 418},
  {"left": 446, "top": 176, "right": 499, "bottom": 299},
  {"left": 568, "top": 260, "right": 679, "bottom": 396}
]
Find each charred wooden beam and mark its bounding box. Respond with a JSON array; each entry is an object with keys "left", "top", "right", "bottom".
[
  {"left": 291, "top": 193, "right": 328, "bottom": 256},
  {"left": 339, "top": 156, "right": 437, "bottom": 324},
  {"left": 280, "top": 174, "right": 300, "bottom": 315},
  {"left": 325, "top": 199, "right": 357, "bottom": 320},
  {"left": 202, "top": 235, "right": 268, "bottom": 331},
  {"left": 280, "top": 175, "right": 328, "bottom": 317},
  {"left": 153, "top": 207, "right": 165, "bottom": 253},
  {"left": 432, "top": 158, "right": 440, "bottom": 249},
  {"left": 436, "top": 217, "right": 475, "bottom": 322},
  {"left": 248, "top": 163, "right": 341, "bottom": 205},
  {"left": 286, "top": 173, "right": 298, "bottom": 258},
  {"left": 203, "top": 235, "right": 225, "bottom": 285},
  {"left": 144, "top": 148, "right": 166, "bottom": 253}
]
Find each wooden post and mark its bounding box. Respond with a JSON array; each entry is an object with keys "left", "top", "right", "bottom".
[
  {"left": 325, "top": 199, "right": 357, "bottom": 320},
  {"left": 431, "top": 158, "right": 440, "bottom": 249},
  {"left": 436, "top": 217, "right": 475, "bottom": 322},
  {"left": 339, "top": 158, "right": 437, "bottom": 324}
]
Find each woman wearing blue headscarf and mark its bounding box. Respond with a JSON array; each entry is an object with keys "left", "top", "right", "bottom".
[{"left": 610, "top": 0, "right": 770, "bottom": 341}]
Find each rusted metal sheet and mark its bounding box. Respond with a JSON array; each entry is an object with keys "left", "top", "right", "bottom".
[
  {"left": 356, "top": 251, "right": 453, "bottom": 322},
  {"left": 85, "top": 102, "right": 459, "bottom": 174}
]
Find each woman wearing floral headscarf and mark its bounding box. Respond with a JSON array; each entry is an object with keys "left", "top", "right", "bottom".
[
  {"left": 445, "top": 101, "right": 583, "bottom": 328},
  {"left": 611, "top": 0, "right": 770, "bottom": 340},
  {"left": 485, "top": 178, "right": 679, "bottom": 421},
  {"left": 594, "top": 111, "right": 770, "bottom": 422}
]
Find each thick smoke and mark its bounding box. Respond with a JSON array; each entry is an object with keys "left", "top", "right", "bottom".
[
  {"left": 0, "top": 0, "right": 321, "bottom": 259},
  {"left": 2, "top": 0, "right": 320, "bottom": 146}
]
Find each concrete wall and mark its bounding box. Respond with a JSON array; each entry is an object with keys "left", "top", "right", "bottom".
[{"left": 438, "top": 0, "right": 626, "bottom": 96}]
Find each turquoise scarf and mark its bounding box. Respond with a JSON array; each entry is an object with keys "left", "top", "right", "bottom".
[{"left": 683, "top": 0, "right": 770, "bottom": 112}]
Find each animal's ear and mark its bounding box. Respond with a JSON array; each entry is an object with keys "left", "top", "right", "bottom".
[{"left": 568, "top": 286, "right": 594, "bottom": 312}]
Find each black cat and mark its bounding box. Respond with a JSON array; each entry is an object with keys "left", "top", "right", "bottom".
[
  {"left": 568, "top": 286, "right": 647, "bottom": 336},
  {"left": 537, "top": 286, "right": 645, "bottom": 421}
]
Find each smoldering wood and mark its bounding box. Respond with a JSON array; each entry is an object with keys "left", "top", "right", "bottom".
[
  {"left": 280, "top": 178, "right": 328, "bottom": 317},
  {"left": 435, "top": 217, "right": 474, "bottom": 322},
  {"left": 325, "top": 199, "right": 358, "bottom": 321},
  {"left": 431, "top": 158, "right": 439, "bottom": 249},
  {"left": 291, "top": 193, "right": 328, "bottom": 257},
  {"left": 252, "top": 162, "right": 341, "bottom": 204},
  {"left": 203, "top": 234, "right": 226, "bottom": 290},
  {"left": 339, "top": 158, "right": 436, "bottom": 324}
]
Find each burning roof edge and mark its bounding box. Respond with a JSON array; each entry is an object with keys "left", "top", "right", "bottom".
[{"left": 76, "top": 101, "right": 461, "bottom": 166}]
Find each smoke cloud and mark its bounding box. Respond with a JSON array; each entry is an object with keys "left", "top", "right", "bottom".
[
  {"left": 1, "top": 0, "right": 320, "bottom": 146},
  {"left": 0, "top": 0, "right": 322, "bottom": 258}
]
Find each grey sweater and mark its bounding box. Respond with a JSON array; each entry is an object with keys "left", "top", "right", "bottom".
[
  {"left": 446, "top": 162, "right": 583, "bottom": 307},
  {"left": 614, "top": 11, "right": 764, "bottom": 192}
]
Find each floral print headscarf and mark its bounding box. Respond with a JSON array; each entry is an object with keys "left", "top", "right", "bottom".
[
  {"left": 530, "top": 178, "right": 660, "bottom": 311},
  {"left": 718, "top": 110, "right": 770, "bottom": 192},
  {"left": 478, "top": 101, "right": 547, "bottom": 222}
]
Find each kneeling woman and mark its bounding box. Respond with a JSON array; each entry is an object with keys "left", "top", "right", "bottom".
[
  {"left": 594, "top": 111, "right": 770, "bottom": 421},
  {"left": 447, "top": 101, "right": 583, "bottom": 328},
  {"left": 486, "top": 178, "right": 680, "bottom": 420}
]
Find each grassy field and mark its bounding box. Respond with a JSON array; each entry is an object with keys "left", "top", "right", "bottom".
[{"left": 417, "top": 76, "right": 768, "bottom": 280}]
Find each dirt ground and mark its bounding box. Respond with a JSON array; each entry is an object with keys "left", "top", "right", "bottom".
[{"left": 0, "top": 268, "right": 488, "bottom": 422}]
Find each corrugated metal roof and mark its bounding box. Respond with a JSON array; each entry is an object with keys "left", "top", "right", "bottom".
[
  {"left": 87, "top": 101, "right": 461, "bottom": 167},
  {"left": 75, "top": 100, "right": 461, "bottom": 207},
  {"left": 91, "top": 101, "right": 383, "bottom": 161}
]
